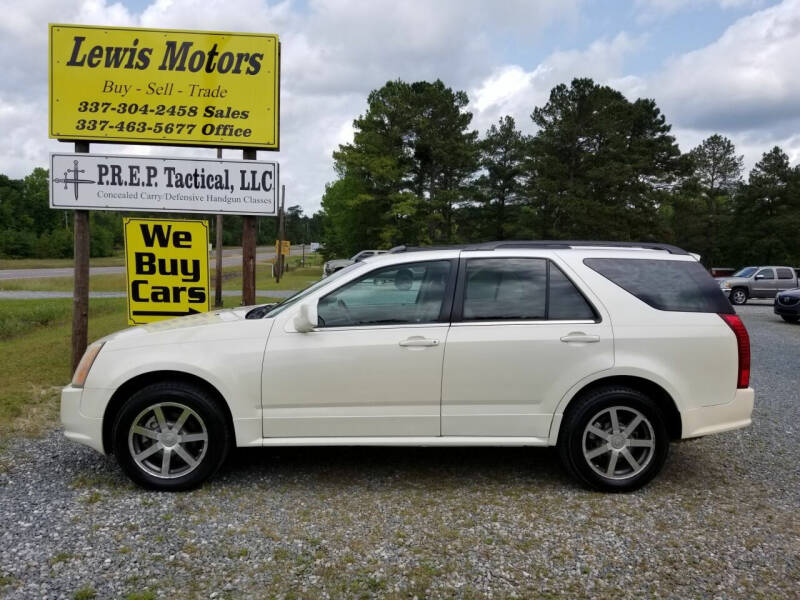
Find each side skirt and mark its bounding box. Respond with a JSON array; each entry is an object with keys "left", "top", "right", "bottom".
[{"left": 239, "top": 436, "right": 552, "bottom": 448}]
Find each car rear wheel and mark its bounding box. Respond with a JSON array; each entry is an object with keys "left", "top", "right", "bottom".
[
  {"left": 730, "top": 288, "right": 748, "bottom": 305},
  {"left": 558, "top": 386, "right": 669, "bottom": 492},
  {"left": 112, "top": 382, "right": 231, "bottom": 491},
  {"left": 781, "top": 315, "right": 799, "bottom": 323}
]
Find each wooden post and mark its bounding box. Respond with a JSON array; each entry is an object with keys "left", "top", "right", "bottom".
[
  {"left": 276, "top": 184, "right": 286, "bottom": 283},
  {"left": 214, "top": 149, "right": 224, "bottom": 308},
  {"left": 71, "top": 141, "right": 90, "bottom": 372},
  {"left": 242, "top": 149, "right": 257, "bottom": 305}
]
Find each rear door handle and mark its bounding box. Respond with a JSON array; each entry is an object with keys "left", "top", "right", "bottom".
[
  {"left": 399, "top": 337, "right": 440, "bottom": 347},
  {"left": 560, "top": 332, "right": 600, "bottom": 343}
]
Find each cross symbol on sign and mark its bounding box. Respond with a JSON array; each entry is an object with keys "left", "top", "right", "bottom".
[{"left": 52, "top": 160, "right": 96, "bottom": 200}]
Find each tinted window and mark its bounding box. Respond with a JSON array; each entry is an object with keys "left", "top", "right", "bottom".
[
  {"left": 549, "top": 263, "right": 596, "bottom": 320},
  {"left": 756, "top": 268, "right": 775, "bottom": 280},
  {"left": 318, "top": 260, "right": 451, "bottom": 327},
  {"left": 777, "top": 268, "right": 795, "bottom": 280},
  {"left": 461, "top": 259, "right": 596, "bottom": 321},
  {"left": 584, "top": 258, "right": 734, "bottom": 314},
  {"left": 463, "top": 258, "right": 547, "bottom": 320}
]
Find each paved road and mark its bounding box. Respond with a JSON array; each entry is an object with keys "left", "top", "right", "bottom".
[
  {"left": 0, "top": 245, "right": 307, "bottom": 280},
  {"left": 0, "top": 290, "right": 297, "bottom": 300}
]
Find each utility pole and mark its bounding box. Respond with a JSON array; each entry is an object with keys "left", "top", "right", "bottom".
[
  {"left": 242, "top": 149, "right": 257, "bottom": 305},
  {"left": 214, "top": 148, "right": 224, "bottom": 308},
  {"left": 71, "top": 141, "right": 90, "bottom": 373}
]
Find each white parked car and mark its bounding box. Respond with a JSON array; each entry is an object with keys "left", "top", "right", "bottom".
[{"left": 62, "top": 241, "right": 753, "bottom": 492}]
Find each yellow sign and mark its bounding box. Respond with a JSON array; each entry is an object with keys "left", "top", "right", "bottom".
[
  {"left": 275, "top": 240, "right": 290, "bottom": 256},
  {"left": 49, "top": 24, "right": 279, "bottom": 149},
  {"left": 124, "top": 218, "right": 209, "bottom": 325}
]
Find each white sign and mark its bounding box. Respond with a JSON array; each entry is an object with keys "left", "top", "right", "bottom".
[{"left": 50, "top": 153, "right": 278, "bottom": 216}]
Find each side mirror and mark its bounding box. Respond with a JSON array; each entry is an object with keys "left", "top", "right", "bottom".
[
  {"left": 293, "top": 302, "right": 317, "bottom": 333},
  {"left": 755, "top": 274, "right": 765, "bottom": 280}
]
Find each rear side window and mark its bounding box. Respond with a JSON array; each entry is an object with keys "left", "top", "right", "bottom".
[
  {"left": 777, "top": 268, "right": 794, "bottom": 280},
  {"left": 584, "top": 258, "right": 734, "bottom": 314},
  {"left": 461, "top": 258, "right": 596, "bottom": 321}
]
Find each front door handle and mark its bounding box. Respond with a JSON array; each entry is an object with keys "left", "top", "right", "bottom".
[
  {"left": 399, "top": 337, "right": 440, "bottom": 347},
  {"left": 560, "top": 332, "right": 600, "bottom": 343}
]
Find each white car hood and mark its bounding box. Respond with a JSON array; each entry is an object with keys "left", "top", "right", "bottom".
[{"left": 97, "top": 305, "right": 267, "bottom": 347}]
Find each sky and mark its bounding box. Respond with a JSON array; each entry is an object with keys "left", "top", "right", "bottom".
[{"left": 2, "top": 0, "right": 800, "bottom": 214}]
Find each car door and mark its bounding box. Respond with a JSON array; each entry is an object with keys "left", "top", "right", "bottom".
[
  {"left": 261, "top": 259, "right": 456, "bottom": 438},
  {"left": 752, "top": 268, "right": 777, "bottom": 297},
  {"left": 441, "top": 255, "right": 613, "bottom": 438},
  {"left": 776, "top": 268, "right": 796, "bottom": 292}
]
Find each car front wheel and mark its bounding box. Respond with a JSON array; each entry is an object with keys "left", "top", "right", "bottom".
[
  {"left": 730, "top": 288, "right": 748, "bottom": 305},
  {"left": 558, "top": 386, "right": 669, "bottom": 492},
  {"left": 112, "top": 382, "right": 231, "bottom": 491}
]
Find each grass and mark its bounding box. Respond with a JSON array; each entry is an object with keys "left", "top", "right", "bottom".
[
  {"left": 0, "top": 295, "right": 278, "bottom": 440},
  {"left": 73, "top": 586, "right": 97, "bottom": 600},
  {"left": 0, "top": 254, "right": 125, "bottom": 270}
]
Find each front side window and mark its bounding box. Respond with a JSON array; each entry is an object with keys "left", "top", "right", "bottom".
[
  {"left": 756, "top": 268, "right": 775, "bottom": 280},
  {"left": 461, "top": 258, "right": 596, "bottom": 321},
  {"left": 733, "top": 267, "right": 757, "bottom": 278},
  {"left": 318, "top": 260, "right": 452, "bottom": 327}
]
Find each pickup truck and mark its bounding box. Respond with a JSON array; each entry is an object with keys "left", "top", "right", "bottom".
[
  {"left": 716, "top": 266, "right": 799, "bottom": 305},
  {"left": 322, "top": 250, "right": 386, "bottom": 277}
]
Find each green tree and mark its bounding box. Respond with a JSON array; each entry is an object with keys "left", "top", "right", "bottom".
[
  {"left": 732, "top": 147, "right": 800, "bottom": 265},
  {"left": 528, "top": 78, "right": 683, "bottom": 241},
  {"left": 671, "top": 134, "right": 743, "bottom": 265},
  {"left": 468, "top": 116, "right": 529, "bottom": 240},
  {"left": 324, "top": 79, "right": 478, "bottom": 253}
]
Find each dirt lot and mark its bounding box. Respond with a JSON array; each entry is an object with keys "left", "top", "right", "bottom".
[{"left": 0, "top": 302, "right": 798, "bottom": 599}]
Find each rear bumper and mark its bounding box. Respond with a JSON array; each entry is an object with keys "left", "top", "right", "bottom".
[
  {"left": 681, "top": 388, "right": 754, "bottom": 439},
  {"left": 60, "top": 385, "right": 105, "bottom": 454}
]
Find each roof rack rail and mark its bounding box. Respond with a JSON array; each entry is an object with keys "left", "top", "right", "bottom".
[{"left": 387, "top": 241, "right": 689, "bottom": 255}]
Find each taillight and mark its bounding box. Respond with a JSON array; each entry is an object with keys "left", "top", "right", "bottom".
[{"left": 720, "top": 314, "right": 750, "bottom": 389}]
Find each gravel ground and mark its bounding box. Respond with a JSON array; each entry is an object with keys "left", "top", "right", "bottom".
[{"left": 1, "top": 302, "right": 798, "bottom": 599}]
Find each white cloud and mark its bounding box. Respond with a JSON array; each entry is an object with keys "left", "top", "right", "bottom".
[
  {"left": 655, "top": 0, "right": 800, "bottom": 133},
  {"left": 469, "top": 33, "right": 645, "bottom": 135}
]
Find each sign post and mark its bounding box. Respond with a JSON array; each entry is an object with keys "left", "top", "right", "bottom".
[
  {"left": 214, "top": 149, "right": 224, "bottom": 308},
  {"left": 71, "top": 141, "right": 90, "bottom": 372},
  {"left": 242, "top": 149, "right": 257, "bottom": 306}
]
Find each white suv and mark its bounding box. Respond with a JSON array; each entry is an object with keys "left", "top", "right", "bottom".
[{"left": 62, "top": 241, "right": 753, "bottom": 492}]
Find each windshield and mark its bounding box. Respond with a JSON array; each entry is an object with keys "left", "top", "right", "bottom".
[
  {"left": 733, "top": 267, "right": 757, "bottom": 278},
  {"left": 263, "top": 262, "right": 362, "bottom": 318}
]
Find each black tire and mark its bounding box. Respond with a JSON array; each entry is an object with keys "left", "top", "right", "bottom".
[
  {"left": 558, "top": 386, "right": 669, "bottom": 493},
  {"left": 112, "top": 382, "right": 231, "bottom": 491},
  {"left": 730, "top": 288, "right": 748, "bottom": 305},
  {"left": 781, "top": 315, "right": 799, "bottom": 323}
]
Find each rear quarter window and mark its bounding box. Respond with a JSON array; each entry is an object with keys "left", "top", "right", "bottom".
[{"left": 584, "top": 258, "right": 734, "bottom": 314}]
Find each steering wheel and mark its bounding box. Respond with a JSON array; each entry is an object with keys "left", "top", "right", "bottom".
[{"left": 337, "top": 298, "right": 354, "bottom": 322}]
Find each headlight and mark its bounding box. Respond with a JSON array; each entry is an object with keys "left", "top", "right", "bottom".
[
  {"left": 71, "top": 341, "right": 105, "bottom": 387},
  {"left": 721, "top": 281, "right": 731, "bottom": 289}
]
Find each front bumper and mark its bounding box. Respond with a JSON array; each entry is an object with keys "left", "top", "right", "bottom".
[
  {"left": 774, "top": 300, "right": 800, "bottom": 316},
  {"left": 60, "top": 385, "right": 105, "bottom": 454},
  {"left": 681, "top": 388, "right": 754, "bottom": 439}
]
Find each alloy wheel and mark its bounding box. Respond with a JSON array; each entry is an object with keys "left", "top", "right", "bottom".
[
  {"left": 128, "top": 402, "right": 209, "bottom": 479},
  {"left": 581, "top": 406, "right": 656, "bottom": 481}
]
